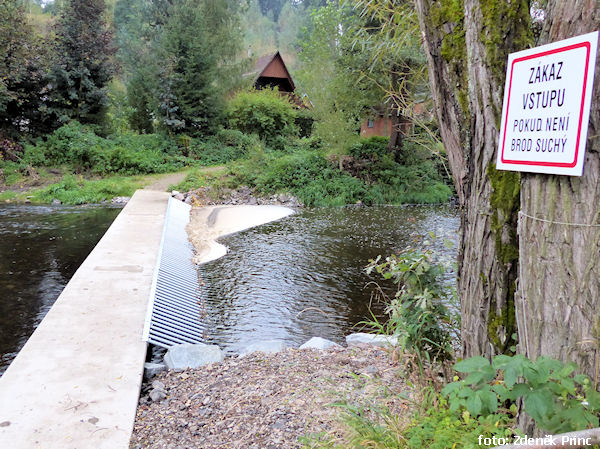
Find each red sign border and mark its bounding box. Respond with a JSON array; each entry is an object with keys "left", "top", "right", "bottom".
[{"left": 500, "top": 41, "right": 591, "bottom": 168}]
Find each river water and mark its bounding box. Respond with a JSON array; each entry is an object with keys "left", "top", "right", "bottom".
[
  {"left": 0, "top": 204, "right": 122, "bottom": 375},
  {"left": 0, "top": 204, "right": 458, "bottom": 374},
  {"left": 197, "top": 205, "right": 459, "bottom": 353}
]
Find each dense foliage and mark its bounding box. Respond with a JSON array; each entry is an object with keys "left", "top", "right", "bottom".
[
  {"left": 177, "top": 135, "right": 452, "bottom": 207},
  {"left": 48, "top": 0, "right": 115, "bottom": 129},
  {"left": 365, "top": 247, "right": 456, "bottom": 364},
  {"left": 115, "top": 0, "right": 243, "bottom": 135},
  {"left": 225, "top": 89, "right": 298, "bottom": 145},
  {"left": 0, "top": 0, "right": 48, "bottom": 136}
]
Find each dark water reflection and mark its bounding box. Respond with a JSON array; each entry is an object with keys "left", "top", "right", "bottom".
[
  {"left": 198, "top": 205, "right": 459, "bottom": 354},
  {"left": 0, "top": 204, "right": 121, "bottom": 375}
]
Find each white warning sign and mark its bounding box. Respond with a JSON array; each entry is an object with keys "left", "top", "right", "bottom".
[{"left": 496, "top": 31, "right": 598, "bottom": 176}]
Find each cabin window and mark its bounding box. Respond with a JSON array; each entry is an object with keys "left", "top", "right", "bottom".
[{"left": 367, "top": 119, "right": 374, "bottom": 128}]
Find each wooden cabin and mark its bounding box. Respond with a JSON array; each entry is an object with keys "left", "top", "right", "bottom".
[
  {"left": 247, "top": 51, "right": 307, "bottom": 108},
  {"left": 360, "top": 102, "right": 429, "bottom": 138},
  {"left": 251, "top": 51, "right": 295, "bottom": 93}
]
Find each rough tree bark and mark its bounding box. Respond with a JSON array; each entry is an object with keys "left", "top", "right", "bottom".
[
  {"left": 516, "top": 0, "right": 600, "bottom": 383},
  {"left": 415, "top": 0, "right": 531, "bottom": 357}
]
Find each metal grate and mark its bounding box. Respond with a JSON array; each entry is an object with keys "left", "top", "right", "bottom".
[{"left": 142, "top": 197, "right": 205, "bottom": 348}]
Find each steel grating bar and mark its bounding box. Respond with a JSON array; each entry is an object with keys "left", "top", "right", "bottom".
[{"left": 142, "top": 197, "right": 207, "bottom": 348}]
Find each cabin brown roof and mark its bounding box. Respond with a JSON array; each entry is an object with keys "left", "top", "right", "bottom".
[{"left": 247, "top": 51, "right": 296, "bottom": 93}]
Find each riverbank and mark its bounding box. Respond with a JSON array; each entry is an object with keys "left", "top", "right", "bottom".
[
  {"left": 130, "top": 345, "right": 413, "bottom": 449},
  {"left": 0, "top": 170, "right": 191, "bottom": 205}
]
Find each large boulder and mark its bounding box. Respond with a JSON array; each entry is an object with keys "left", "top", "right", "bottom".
[
  {"left": 299, "top": 337, "right": 341, "bottom": 350},
  {"left": 345, "top": 333, "right": 399, "bottom": 348},
  {"left": 238, "top": 340, "right": 287, "bottom": 356},
  {"left": 164, "top": 343, "right": 224, "bottom": 370}
]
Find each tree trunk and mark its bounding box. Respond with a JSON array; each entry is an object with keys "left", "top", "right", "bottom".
[
  {"left": 516, "top": 0, "right": 600, "bottom": 384},
  {"left": 415, "top": 0, "right": 530, "bottom": 357},
  {"left": 387, "top": 68, "right": 405, "bottom": 159}
]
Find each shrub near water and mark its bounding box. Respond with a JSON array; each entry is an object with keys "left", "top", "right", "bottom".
[
  {"left": 24, "top": 122, "right": 185, "bottom": 175},
  {"left": 32, "top": 175, "right": 142, "bottom": 205},
  {"left": 226, "top": 149, "right": 372, "bottom": 206},
  {"left": 219, "top": 136, "right": 452, "bottom": 207}
]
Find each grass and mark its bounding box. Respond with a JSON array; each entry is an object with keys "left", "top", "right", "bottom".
[
  {"left": 21, "top": 174, "right": 147, "bottom": 205},
  {"left": 31, "top": 175, "right": 144, "bottom": 205},
  {"left": 174, "top": 144, "right": 453, "bottom": 207}
]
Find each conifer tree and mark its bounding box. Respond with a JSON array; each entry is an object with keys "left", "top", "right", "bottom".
[
  {"left": 154, "top": 0, "right": 242, "bottom": 136},
  {"left": 49, "top": 0, "right": 115, "bottom": 128}
]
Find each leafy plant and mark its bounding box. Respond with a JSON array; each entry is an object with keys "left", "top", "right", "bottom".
[
  {"left": 443, "top": 354, "right": 600, "bottom": 433},
  {"left": 225, "top": 89, "right": 298, "bottom": 144},
  {"left": 32, "top": 174, "right": 142, "bottom": 205},
  {"left": 301, "top": 388, "right": 515, "bottom": 449},
  {"left": 25, "top": 122, "right": 187, "bottom": 175},
  {"left": 365, "top": 247, "right": 457, "bottom": 364}
]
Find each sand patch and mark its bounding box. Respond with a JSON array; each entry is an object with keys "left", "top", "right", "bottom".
[{"left": 186, "top": 205, "right": 294, "bottom": 264}]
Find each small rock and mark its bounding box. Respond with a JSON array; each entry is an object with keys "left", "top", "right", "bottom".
[
  {"left": 171, "top": 190, "right": 180, "bottom": 196},
  {"left": 345, "top": 333, "right": 399, "bottom": 348},
  {"left": 51, "top": 199, "right": 61, "bottom": 205},
  {"left": 151, "top": 380, "right": 166, "bottom": 390},
  {"left": 299, "top": 337, "right": 341, "bottom": 350},
  {"left": 360, "top": 365, "right": 379, "bottom": 376},
  {"left": 164, "top": 343, "right": 224, "bottom": 370},
  {"left": 144, "top": 362, "right": 167, "bottom": 378},
  {"left": 149, "top": 389, "right": 167, "bottom": 402},
  {"left": 239, "top": 340, "right": 287, "bottom": 356},
  {"left": 174, "top": 193, "right": 185, "bottom": 201},
  {"left": 111, "top": 196, "right": 130, "bottom": 204}
]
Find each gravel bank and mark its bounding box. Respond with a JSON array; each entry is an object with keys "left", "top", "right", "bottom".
[{"left": 130, "top": 345, "right": 412, "bottom": 449}]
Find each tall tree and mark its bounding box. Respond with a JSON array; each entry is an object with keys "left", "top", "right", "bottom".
[
  {"left": 414, "top": 0, "right": 532, "bottom": 358},
  {"left": 352, "top": 0, "right": 427, "bottom": 157},
  {"left": 297, "top": 2, "right": 383, "bottom": 153},
  {"left": 154, "top": 0, "right": 243, "bottom": 135},
  {"left": 0, "top": 0, "right": 48, "bottom": 136},
  {"left": 516, "top": 0, "right": 600, "bottom": 384},
  {"left": 117, "top": 0, "right": 243, "bottom": 135},
  {"left": 49, "top": 0, "right": 115, "bottom": 128}
]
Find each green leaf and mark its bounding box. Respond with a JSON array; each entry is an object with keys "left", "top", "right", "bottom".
[
  {"left": 586, "top": 389, "right": 600, "bottom": 410},
  {"left": 464, "top": 371, "right": 485, "bottom": 385},
  {"left": 559, "top": 377, "right": 575, "bottom": 393},
  {"left": 524, "top": 390, "right": 554, "bottom": 423},
  {"left": 479, "top": 389, "right": 499, "bottom": 414},
  {"left": 466, "top": 393, "right": 483, "bottom": 416},
  {"left": 574, "top": 374, "right": 588, "bottom": 385},
  {"left": 454, "top": 356, "right": 490, "bottom": 373},
  {"left": 492, "top": 354, "right": 513, "bottom": 370},
  {"left": 441, "top": 381, "right": 462, "bottom": 396},
  {"left": 504, "top": 367, "right": 517, "bottom": 388},
  {"left": 492, "top": 383, "right": 509, "bottom": 400}
]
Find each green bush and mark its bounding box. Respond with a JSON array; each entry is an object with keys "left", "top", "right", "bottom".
[
  {"left": 24, "top": 122, "right": 186, "bottom": 175},
  {"left": 348, "top": 136, "right": 389, "bottom": 160},
  {"left": 301, "top": 390, "right": 515, "bottom": 449},
  {"left": 225, "top": 89, "right": 298, "bottom": 144},
  {"left": 295, "top": 108, "right": 315, "bottom": 138},
  {"left": 443, "top": 355, "right": 600, "bottom": 433},
  {"left": 188, "top": 129, "right": 260, "bottom": 166},
  {"left": 227, "top": 149, "right": 371, "bottom": 206},
  {"left": 365, "top": 247, "right": 456, "bottom": 364}
]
